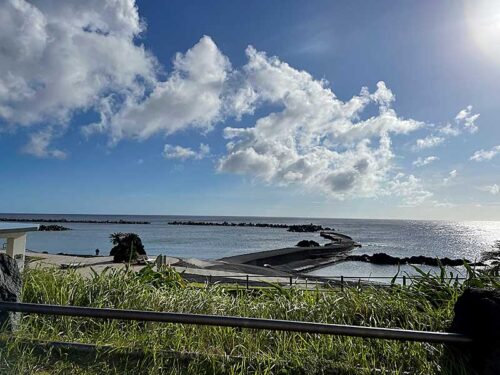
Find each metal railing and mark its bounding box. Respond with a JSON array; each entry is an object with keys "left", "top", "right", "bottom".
[
  {"left": 191, "top": 273, "right": 497, "bottom": 290},
  {"left": 0, "top": 301, "right": 471, "bottom": 344}
]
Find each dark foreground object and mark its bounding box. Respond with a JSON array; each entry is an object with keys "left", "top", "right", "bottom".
[
  {"left": 109, "top": 232, "right": 147, "bottom": 263},
  {"left": 296, "top": 240, "right": 320, "bottom": 247},
  {"left": 0, "top": 254, "right": 21, "bottom": 330},
  {"left": 450, "top": 288, "right": 500, "bottom": 375},
  {"left": 39, "top": 224, "right": 70, "bottom": 231}
]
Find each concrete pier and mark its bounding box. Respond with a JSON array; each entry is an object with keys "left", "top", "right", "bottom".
[{"left": 220, "top": 232, "right": 359, "bottom": 273}]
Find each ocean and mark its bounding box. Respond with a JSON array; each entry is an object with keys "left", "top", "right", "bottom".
[{"left": 3, "top": 213, "right": 499, "bottom": 278}]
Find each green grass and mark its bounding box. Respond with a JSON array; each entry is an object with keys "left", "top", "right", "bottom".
[{"left": 0, "top": 264, "right": 498, "bottom": 374}]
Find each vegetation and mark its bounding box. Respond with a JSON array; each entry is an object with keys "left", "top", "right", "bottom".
[
  {"left": 0, "top": 264, "right": 498, "bottom": 374},
  {"left": 109, "top": 232, "right": 147, "bottom": 263}
]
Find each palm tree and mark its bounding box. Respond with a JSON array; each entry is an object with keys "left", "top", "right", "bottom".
[{"left": 109, "top": 232, "right": 146, "bottom": 263}]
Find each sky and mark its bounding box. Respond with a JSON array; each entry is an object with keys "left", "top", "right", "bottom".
[{"left": 0, "top": 0, "right": 500, "bottom": 220}]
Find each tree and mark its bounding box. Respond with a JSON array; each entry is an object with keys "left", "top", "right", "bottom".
[{"left": 109, "top": 232, "right": 146, "bottom": 263}]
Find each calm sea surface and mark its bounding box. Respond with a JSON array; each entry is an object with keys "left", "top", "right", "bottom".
[{"left": 2, "top": 213, "right": 499, "bottom": 277}]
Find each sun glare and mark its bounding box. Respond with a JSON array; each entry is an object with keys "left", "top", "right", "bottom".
[{"left": 466, "top": 0, "right": 500, "bottom": 63}]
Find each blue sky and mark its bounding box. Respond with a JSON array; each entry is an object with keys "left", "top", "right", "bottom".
[{"left": 0, "top": 0, "right": 499, "bottom": 220}]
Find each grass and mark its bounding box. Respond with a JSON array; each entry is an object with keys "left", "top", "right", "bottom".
[{"left": 0, "top": 264, "right": 498, "bottom": 374}]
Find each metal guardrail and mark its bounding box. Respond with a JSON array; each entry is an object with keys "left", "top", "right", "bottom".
[
  {"left": 195, "top": 273, "right": 499, "bottom": 289},
  {"left": 0, "top": 302, "right": 472, "bottom": 344},
  {"left": 198, "top": 274, "right": 498, "bottom": 280}
]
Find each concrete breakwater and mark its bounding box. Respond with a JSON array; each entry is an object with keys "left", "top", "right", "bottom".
[
  {"left": 219, "top": 230, "right": 476, "bottom": 274},
  {"left": 220, "top": 232, "right": 359, "bottom": 273}
]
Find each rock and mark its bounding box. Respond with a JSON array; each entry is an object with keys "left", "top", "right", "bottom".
[
  {"left": 287, "top": 224, "right": 325, "bottom": 233},
  {"left": 450, "top": 288, "right": 500, "bottom": 374},
  {"left": 0, "top": 254, "right": 22, "bottom": 331},
  {"left": 296, "top": 240, "right": 320, "bottom": 247},
  {"left": 370, "top": 253, "right": 399, "bottom": 265},
  {"left": 343, "top": 252, "right": 477, "bottom": 267},
  {"left": 39, "top": 224, "right": 71, "bottom": 231}
]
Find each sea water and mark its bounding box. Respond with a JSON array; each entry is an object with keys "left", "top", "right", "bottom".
[{"left": 2, "top": 213, "right": 498, "bottom": 278}]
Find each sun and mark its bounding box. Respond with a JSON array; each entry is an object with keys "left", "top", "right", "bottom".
[{"left": 465, "top": 0, "right": 500, "bottom": 63}]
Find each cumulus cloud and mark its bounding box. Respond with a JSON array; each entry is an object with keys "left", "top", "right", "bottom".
[
  {"left": 454, "top": 105, "right": 480, "bottom": 134},
  {"left": 412, "top": 156, "right": 439, "bottom": 167},
  {"left": 413, "top": 136, "right": 445, "bottom": 150},
  {"left": 0, "top": 0, "right": 157, "bottom": 156},
  {"left": 87, "top": 36, "right": 231, "bottom": 143},
  {"left": 470, "top": 145, "right": 500, "bottom": 161},
  {"left": 163, "top": 143, "right": 210, "bottom": 160},
  {"left": 0, "top": 3, "right": 477, "bottom": 206},
  {"left": 217, "top": 47, "right": 426, "bottom": 200}
]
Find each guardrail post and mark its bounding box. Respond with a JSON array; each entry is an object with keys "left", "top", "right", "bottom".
[
  {"left": 246, "top": 275, "right": 249, "bottom": 290},
  {"left": 403, "top": 276, "right": 406, "bottom": 287},
  {"left": 340, "top": 276, "right": 344, "bottom": 291},
  {"left": 289, "top": 276, "right": 292, "bottom": 286},
  {"left": 208, "top": 275, "right": 212, "bottom": 285}
]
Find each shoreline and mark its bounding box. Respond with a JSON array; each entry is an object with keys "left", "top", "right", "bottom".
[{"left": 0, "top": 217, "right": 150, "bottom": 224}]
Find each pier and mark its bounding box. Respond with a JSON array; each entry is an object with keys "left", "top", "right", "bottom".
[{"left": 220, "top": 232, "right": 360, "bottom": 273}]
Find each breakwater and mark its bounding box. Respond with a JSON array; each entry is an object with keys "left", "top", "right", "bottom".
[
  {"left": 343, "top": 253, "right": 481, "bottom": 267},
  {"left": 168, "top": 221, "right": 332, "bottom": 232},
  {"left": 0, "top": 218, "right": 150, "bottom": 225},
  {"left": 220, "top": 231, "right": 358, "bottom": 273}
]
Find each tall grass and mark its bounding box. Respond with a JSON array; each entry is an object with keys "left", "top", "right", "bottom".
[{"left": 1, "top": 264, "right": 496, "bottom": 374}]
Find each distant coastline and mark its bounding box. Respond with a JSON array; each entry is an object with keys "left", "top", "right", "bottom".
[{"left": 0, "top": 217, "right": 150, "bottom": 225}]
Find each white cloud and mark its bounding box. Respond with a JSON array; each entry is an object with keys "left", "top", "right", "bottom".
[
  {"left": 217, "top": 47, "right": 425, "bottom": 200},
  {"left": 414, "top": 136, "right": 445, "bottom": 150},
  {"left": 413, "top": 106, "right": 479, "bottom": 151},
  {"left": 454, "top": 105, "right": 480, "bottom": 134},
  {"left": 86, "top": 36, "right": 231, "bottom": 143},
  {"left": 388, "top": 173, "right": 433, "bottom": 207},
  {"left": 0, "top": 4, "right": 479, "bottom": 206},
  {"left": 470, "top": 145, "right": 500, "bottom": 161},
  {"left": 163, "top": 143, "right": 210, "bottom": 160},
  {"left": 412, "top": 156, "right": 439, "bottom": 167},
  {"left": 438, "top": 123, "right": 461, "bottom": 137},
  {"left": 443, "top": 169, "right": 458, "bottom": 185},
  {"left": 21, "top": 127, "right": 66, "bottom": 159},
  {"left": 0, "top": 0, "right": 157, "bottom": 156},
  {"left": 480, "top": 184, "right": 500, "bottom": 195}
]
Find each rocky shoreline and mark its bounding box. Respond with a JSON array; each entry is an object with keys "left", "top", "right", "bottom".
[{"left": 342, "top": 253, "right": 482, "bottom": 267}]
